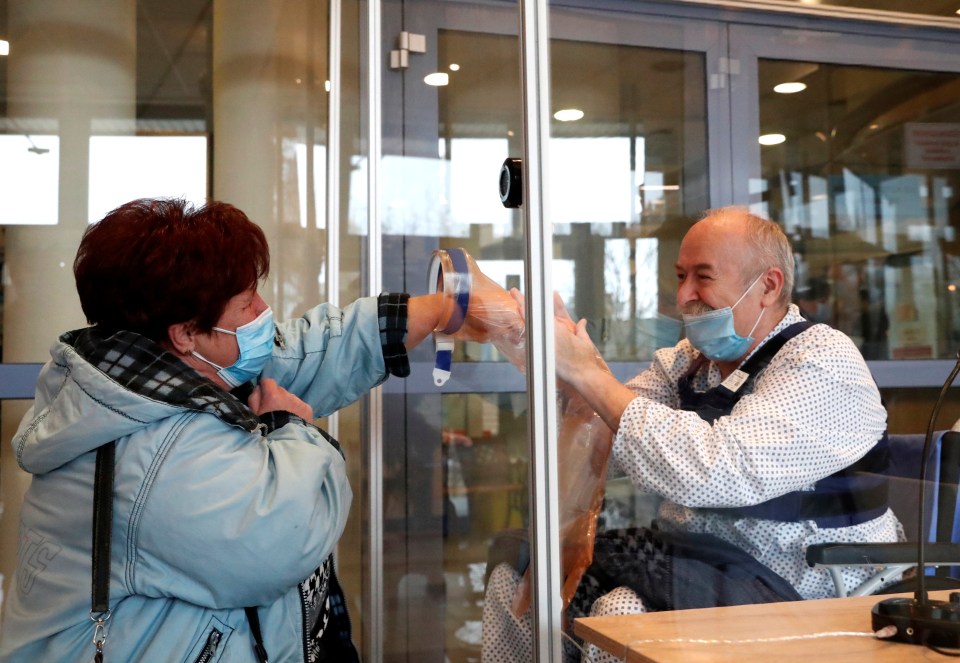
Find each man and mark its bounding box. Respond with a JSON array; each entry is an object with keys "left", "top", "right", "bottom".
[{"left": 482, "top": 206, "right": 900, "bottom": 663}]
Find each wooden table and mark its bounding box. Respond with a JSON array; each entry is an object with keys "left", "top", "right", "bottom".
[{"left": 574, "top": 591, "right": 958, "bottom": 662}]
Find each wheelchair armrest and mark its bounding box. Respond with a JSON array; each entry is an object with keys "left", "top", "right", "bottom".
[{"left": 807, "top": 542, "right": 960, "bottom": 567}]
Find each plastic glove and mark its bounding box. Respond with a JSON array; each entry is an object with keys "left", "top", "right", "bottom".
[{"left": 430, "top": 248, "right": 524, "bottom": 348}]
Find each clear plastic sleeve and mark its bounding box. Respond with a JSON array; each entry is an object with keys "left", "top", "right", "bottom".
[{"left": 430, "top": 249, "right": 613, "bottom": 615}]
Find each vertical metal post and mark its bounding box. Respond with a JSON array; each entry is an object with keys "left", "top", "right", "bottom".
[
  {"left": 519, "top": 0, "right": 563, "bottom": 660},
  {"left": 326, "top": 0, "right": 342, "bottom": 443},
  {"left": 365, "top": 1, "right": 385, "bottom": 662}
]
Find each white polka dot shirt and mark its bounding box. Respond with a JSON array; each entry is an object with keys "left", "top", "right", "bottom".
[{"left": 614, "top": 304, "right": 903, "bottom": 599}]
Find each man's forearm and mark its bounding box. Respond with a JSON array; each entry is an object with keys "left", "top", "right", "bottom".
[{"left": 568, "top": 367, "right": 636, "bottom": 433}]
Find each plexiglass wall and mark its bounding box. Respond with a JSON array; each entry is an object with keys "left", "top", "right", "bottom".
[{"left": 1, "top": 2, "right": 960, "bottom": 663}]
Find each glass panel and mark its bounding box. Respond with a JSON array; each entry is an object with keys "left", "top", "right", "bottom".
[
  {"left": 549, "top": 40, "right": 708, "bottom": 363},
  {"left": 434, "top": 31, "right": 709, "bottom": 368},
  {"left": 0, "top": 134, "right": 59, "bottom": 225},
  {"left": 1, "top": 0, "right": 339, "bottom": 650},
  {"left": 331, "top": 0, "right": 367, "bottom": 654},
  {"left": 377, "top": 13, "right": 525, "bottom": 660},
  {"left": 440, "top": 391, "right": 528, "bottom": 660},
  {"left": 0, "top": 0, "right": 217, "bottom": 601},
  {"left": 87, "top": 135, "right": 207, "bottom": 221},
  {"left": 758, "top": 60, "right": 960, "bottom": 360},
  {"left": 379, "top": 5, "right": 711, "bottom": 659}
]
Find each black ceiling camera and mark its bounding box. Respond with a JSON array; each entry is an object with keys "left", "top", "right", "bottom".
[
  {"left": 872, "top": 352, "right": 960, "bottom": 649},
  {"left": 499, "top": 157, "right": 522, "bottom": 208}
]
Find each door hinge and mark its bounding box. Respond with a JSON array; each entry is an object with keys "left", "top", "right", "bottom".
[
  {"left": 710, "top": 57, "right": 740, "bottom": 89},
  {"left": 390, "top": 31, "right": 426, "bottom": 70}
]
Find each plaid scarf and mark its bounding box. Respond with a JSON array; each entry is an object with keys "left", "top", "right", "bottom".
[{"left": 62, "top": 326, "right": 262, "bottom": 432}]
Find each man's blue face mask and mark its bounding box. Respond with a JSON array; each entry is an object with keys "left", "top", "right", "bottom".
[
  {"left": 681, "top": 273, "right": 765, "bottom": 362},
  {"left": 637, "top": 314, "right": 684, "bottom": 349},
  {"left": 192, "top": 308, "right": 276, "bottom": 387}
]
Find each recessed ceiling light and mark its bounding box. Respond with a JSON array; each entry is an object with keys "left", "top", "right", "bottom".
[
  {"left": 554, "top": 108, "right": 584, "bottom": 122},
  {"left": 638, "top": 184, "right": 680, "bottom": 191},
  {"left": 424, "top": 72, "right": 449, "bottom": 86},
  {"left": 0, "top": 40, "right": 8, "bottom": 56},
  {"left": 774, "top": 82, "right": 806, "bottom": 94},
  {"left": 759, "top": 133, "right": 786, "bottom": 146},
  {"left": 449, "top": 63, "right": 460, "bottom": 71}
]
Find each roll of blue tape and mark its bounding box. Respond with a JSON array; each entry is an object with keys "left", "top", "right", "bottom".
[
  {"left": 445, "top": 248, "right": 471, "bottom": 334},
  {"left": 427, "top": 248, "right": 472, "bottom": 386},
  {"left": 427, "top": 248, "right": 471, "bottom": 335}
]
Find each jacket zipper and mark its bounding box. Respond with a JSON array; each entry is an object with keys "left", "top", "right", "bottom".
[
  {"left": 299, "top": 581, "right": 311, "bottom": 662},
  {"left": 194, "top": 628, "right": 223, "bottom": 663}
]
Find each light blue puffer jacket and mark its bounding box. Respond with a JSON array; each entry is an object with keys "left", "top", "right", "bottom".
[{"left": 0, "top": 296, "right": 393, "bottom": 663}]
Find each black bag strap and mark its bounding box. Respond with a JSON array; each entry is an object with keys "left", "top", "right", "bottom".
[
  {"left": 92, "top": 442, "right": 116, "bottom": 612},
  {"left": 245, "top": 607, "right": 269, "bottom": 663},
  {"left": 91, "top": 441, "right": 116, "bottom": 662},
  {"left": 92, "top": 441, "right": 270, "bottom": 663},
  {"left": 678, "top": 321, "right": 815, "bottom": 422}
]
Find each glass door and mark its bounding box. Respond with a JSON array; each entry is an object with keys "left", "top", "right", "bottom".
[
  {"left": 728, "top": 23, "right": 960, "bottom": 428},
  {"left": 373, "top": 2, "right": 720, "bottom": 660}
]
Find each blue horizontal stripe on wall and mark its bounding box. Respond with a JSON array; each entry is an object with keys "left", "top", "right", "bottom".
[{"left": 0, "top": 364, "right": 43, "bottom": 399}]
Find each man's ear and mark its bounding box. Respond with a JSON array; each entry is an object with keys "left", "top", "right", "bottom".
[
  {"left": 761, "top": 267, "right": 785, "bottom": 305},
  {"left": 166, "top": 322, "right": 196, "bottom": 355}
]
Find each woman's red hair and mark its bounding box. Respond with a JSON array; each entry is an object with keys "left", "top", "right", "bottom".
[{"left": 74, "top": 198, "right": 270, "bottom": 342}]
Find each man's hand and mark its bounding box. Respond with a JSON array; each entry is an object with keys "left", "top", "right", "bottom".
[
  {"left": 507, "top": 288, "right": 576, "bottom": 331},
  {"left": 247, "top": 378, "right": 314, "bottom": 422},
  {"left": 553, "top": 318, "right": 602, "bottom": 384}
]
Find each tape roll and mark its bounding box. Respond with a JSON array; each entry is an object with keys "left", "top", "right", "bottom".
[
  {"left": 428, "top": 248, "right": 472, "bottom": 386},
  {"left": 427, "top": 248, "right": 471, "bottom": 334}
]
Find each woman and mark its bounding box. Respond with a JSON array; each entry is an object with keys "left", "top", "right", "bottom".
[{"left": 0, "top": 198, "right": 520, "bottom": 662}]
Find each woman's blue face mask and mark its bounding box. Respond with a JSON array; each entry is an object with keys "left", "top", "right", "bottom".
[
  {"left": 681, "top": 274, "right": 765, "bottom": 362},
  {"left": 192, "top": 308, "right": 276, "bottom": 387}
]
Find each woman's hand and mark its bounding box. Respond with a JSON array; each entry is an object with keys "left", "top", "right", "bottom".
[
  {"left": 456, "top": 273, "right": 525, "bottom": 346},
  {"left": 248, "top": 378, "right": 315, "bottom": 421}
]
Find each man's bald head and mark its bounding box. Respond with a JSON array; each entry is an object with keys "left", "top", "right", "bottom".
[{"left": 690, "top": 207, "right": 795, "bottom": 309}]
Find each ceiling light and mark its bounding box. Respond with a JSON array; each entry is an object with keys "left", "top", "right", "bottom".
[
  {"left": 774, "top": 82, "right": 806, "bottom": 94},
  {"left": 638, "top": 184, "right": 679, "bottom": 191},
  {"left": 449, "top": 63, "right": 460, "bottom": 71},
  {"left": 424, "top": 72, "right": 449, "bottom": 86},
  {"left": 758, "top": 133, "right": 786, "bottom": 146},
  {"left": 0, "top": 40, "right": 8, "bottom": 56},
  {"left": 554, "top": 108, "right": 584, "bottom": 122},
  {"left": 324, "top": 80, "right": 331, "bottom": 92}
]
